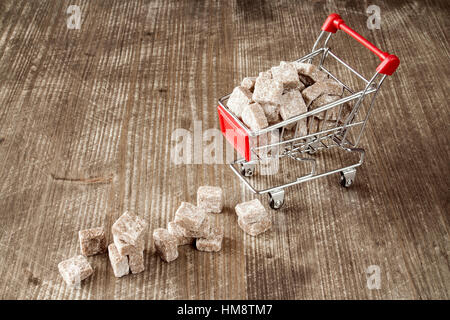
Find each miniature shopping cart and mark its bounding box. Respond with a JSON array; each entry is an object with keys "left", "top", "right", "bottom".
[{"left": 217, "top": 13, "right": 399, "bottom": 209}]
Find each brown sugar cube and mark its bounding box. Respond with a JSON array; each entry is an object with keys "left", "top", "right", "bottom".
[
  {"left": 108, "top": 243, "right": 129, "bottom": 278},
  {"left": 167, "top": 221, "right": 195, "bottom": 245},
  {"left": 238, "top": 216, "right": 272, "bottom": 237},
  {"left": 293, "top": 62, "right": 328, "bottom": 83},
  {"left": 197, "top": 186, "right": 224, "bottom": 214},
  {"left": 112, "top": 211, "right": 147, "bottom": 249},
  {"left": 153, "top": 228, "right": 179, "bottom": 263},
  {"left": 259, "top": 71, "right": 272, "bottom": 79},
  {"left": 298, "top": 74, "right": 315, "bottom": 87},
  {"left": 174, "top": 202, "right": 207, "bottom": 233},
  {"left": 78, "top": 227, "right": 107, "bottom": 256},
  {"left": 58, "top": 255, "right": 94, "bottom": 287},
  {"left": 252, "top": 76, "right": 283, "bottom": 106},
  {"left": 260, "top": 103, "right": 281, "bottom": 124},
  {"left": 227, "top": 86, "right": 253, "bottom": 118},
  {"left": 301, "top": 79, "right": 343, "bottom": 106},
  {"left": 309, "top": 94, "right": 351, "bottom": 121},
  {"left": 242, "top": 102, "right": 269, "bottom": 131},
  {"left": 235, "top": 199, "right": 269, "bottom": 225},
  {"left": 302, "top": 82, "right": 326, "bottom": 105},
  {"left": 320, "top": 79, "right": 344, "bottom": 96},
  {"left": 196, "top": 227, "right": 224, "bottom": 252},
  {"left": 280, "top": 89, "right": 307, "bottom": 130},
  {"left": 113, "top": 233, "right": 144, "bottom": 256},
  {"left": 241, "top": 77, "right": 256, "bottom": 91},
  {"left": 128, "top": 248, "right": 145, "bottom": 274},
  {"left": 272, "top": 62, "right": 301, "bottom": 89}
]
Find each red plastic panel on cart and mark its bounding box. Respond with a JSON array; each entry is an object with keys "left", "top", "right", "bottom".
[{"left": 217, "top": 104, "right": 250, "bottom": 161}]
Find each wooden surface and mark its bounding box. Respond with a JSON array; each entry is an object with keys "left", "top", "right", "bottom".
[{"left": 0, "top": 0, "right": 448, "bottom": 300}]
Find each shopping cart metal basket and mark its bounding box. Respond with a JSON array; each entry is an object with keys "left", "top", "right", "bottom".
[{"left": 217, "top": 13, "right": 400, "bottom": 209}]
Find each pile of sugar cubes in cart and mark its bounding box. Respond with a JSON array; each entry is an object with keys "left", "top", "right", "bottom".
[{"left": 227, "top": 61, "right": 351, "bottom": 136}]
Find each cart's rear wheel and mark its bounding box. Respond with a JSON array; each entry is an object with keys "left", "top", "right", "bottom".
[
  {"left": 269, "top": 198, "right": 284, "bottom": 210},
  {"left": 340, "top": 169, "right": 356, "bottom": 188},
  {"left": 268, "top": 189, "right": 285, "bottom": 210}
]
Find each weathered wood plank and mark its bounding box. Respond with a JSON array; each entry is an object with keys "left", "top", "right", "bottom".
[{"left": 0, "top": 0, "right": 448, "bottom": 299}]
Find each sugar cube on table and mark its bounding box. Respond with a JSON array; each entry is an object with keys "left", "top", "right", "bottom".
[
  {"left": 128, "top": 248, "right": 145, "bottom": 274},
  {"left": 58, "top": 255, "right": 94, "bottom": 287},
  {"left": 237, "top": 215, "right": 272, "bottom": 237},
  {"left": 227, "top": 86, "right": 253, "bottom": 118},
  {"left": 78, "top": 227, "right": 107, "bottom": 256},
  {"left": 241, "top": 77, "right": 256, "bottom": 92},
  {"left": 153, "top": 228, "right": 179, "bottom": 263},
  {"left": 111, "top": 211, "right": 147, "bottom": 250},
  {"left": 196, "top": 227, "right": 224, "bottom": 252},
  {"left": 113, "top": 233, "right": 144, "bottom": 256},
  {"left": 167, "top": 221, "right": 195, "bottom": 245},
  {"left": 197, "top": 186, "right": 223, "bottom": 214},
  {"left": 241, "top": 102, "right": 269, "bottom": 131},
  {"left": 252, "top": 76, "right": 283, "bottom": 106},
  {"left": 108, "top": 243, "right": 129, "bottom": 278},
  {"left": 174, "top": 202, "right": 207, "bottom": 233},
  {"left": 235, "top": 199, "right": 268, "bottom": 225},
  {"left": 279, "top": 89, "right": 307, "bottom": 130},
  {"left": 260, "top": 103, "right": 281, "bottom": 124},
  {"left": 272, "top": 62, "right": 302, "bottom": 89}
]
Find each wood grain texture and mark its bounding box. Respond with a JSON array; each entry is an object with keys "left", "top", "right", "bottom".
[{"left": 0, "top": 0, "right": 448, "bottom": 299}]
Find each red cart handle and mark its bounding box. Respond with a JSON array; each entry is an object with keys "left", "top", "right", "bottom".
[{"left": 322, "top": 13, "right": 399, "bottom": 75}]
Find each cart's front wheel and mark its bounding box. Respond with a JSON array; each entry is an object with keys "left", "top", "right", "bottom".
[
  {"left": 268, "top": 189, "right": 285, "bottom": 210},
  {"left": 340, "top": 169, "right": 356, "bottom": 188}
]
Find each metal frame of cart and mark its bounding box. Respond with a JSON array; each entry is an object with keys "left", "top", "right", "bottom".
[{"left": 217, "top": 13, "right": 399, "bottom": 209}]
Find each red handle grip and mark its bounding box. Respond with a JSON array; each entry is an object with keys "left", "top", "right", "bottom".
[{"left": 322, "top": 13, "right": 399, "bottom": 75}]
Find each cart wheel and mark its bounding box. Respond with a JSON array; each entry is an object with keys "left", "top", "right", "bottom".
[
  {"left": 239, "top": 163, "right": 255, "bottom": 177},
  {"left": 269, "top": 198, "right": 284, "bottom": 210},
  {"left": 268, "top": 189, "right": 285, "bottom": 210},
  {"left": 340, "top": 169, "right": 356, "bottom": 188}
]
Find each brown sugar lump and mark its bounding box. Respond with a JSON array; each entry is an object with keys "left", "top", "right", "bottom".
[
  {"left": 260, "top": 103, "right": 281, "bottom": 124},
  {"left": 153, "top": 228, "right": 179, "bottom": 262},
  {"left": 279, "top": 89, "right": 307, "bottom": 130},
  {"left": 78, "top": 227, "right": 107, "bottom": 256},
  {"left": 237, "top": 215, "right": 272, "bottom": 237},
  {"left": 320, "top": 79, "right": 344, "bottom": 96},
  {"left": 167, "top": 221, "right": 195, "bottom": 246},
  {"left": 271, "top": 62, "right": 302, "bottom": 90},
  {"left": 58, "top": 255, "right": 94, "bottom": 287},
  {"left": 111, "top": 211, "right": 147, "bottom": 252},
  {"left": 235, "top": 199, "right": 269, "bottom": 225},
  {"left": 302, "top": 81, "right": 326, "bottom": 105},
  {"left": 197, "top": 186, "right": 224, "bottom": 214},
  {"left": 196, "top": 227, "right": 224, "bottom": 252},
  {"left": 310, "top": 94, "right": 351, "bottom": 120},
  {"left": 174, "top": 202, "right": 207, "bottom": 234},
  {"left": 227, "top": 86, "right": 253, "bottom": 118},
  {"left": 258, "top": 71, "right": 272, "bottom": 79},
  {"left": 128, "top": 248, "right": 145, "bottom": 274},
  {"left": 108, "top": 243, "right": 130, "bottom": 278},
  {"left": 252, "top": 76, "right": 283, "bottom": 106},
  {"left": 301, "top": 79, "right": 343, "bottom": 106},
  {"left": 293, "top": 62, "right": 328, "bottom": 83},
  {"left": 241, "top": 77, "right": 256, "bottom": 92},
  {"left": 241, "top": 102, "right": 269, "bottom": 131},
  {"left": 113, "top": 233, "right": 144, "bottom": 256}
]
